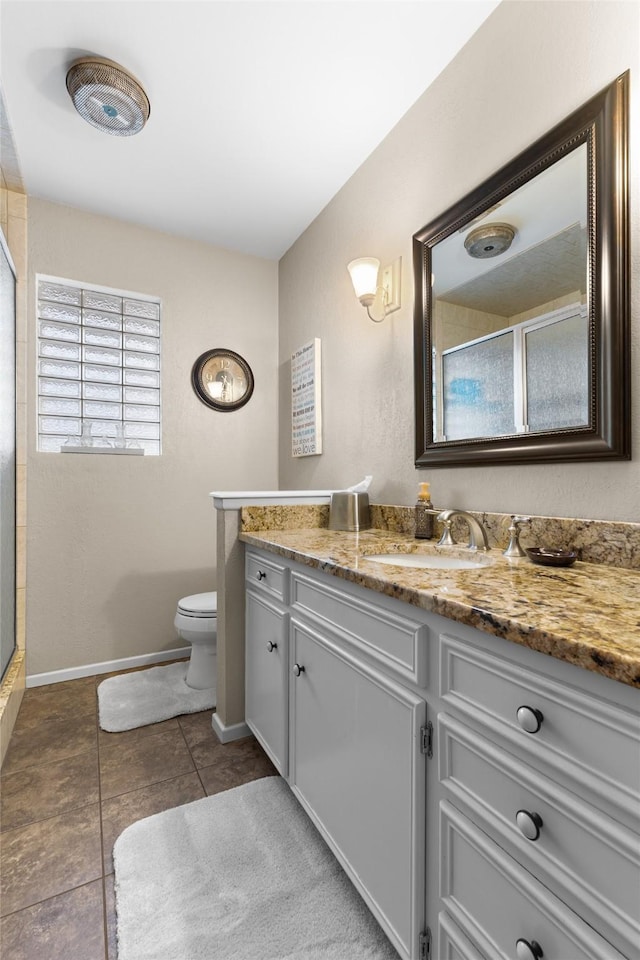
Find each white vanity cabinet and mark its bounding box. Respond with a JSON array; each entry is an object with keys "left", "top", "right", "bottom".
[
  {"left": 244, "top": 551, "right": 289, "bottom": 775},
  {"left": 437, "top": 625, "right": 639, "bottom": 960},
  {"left": 244, "top": 546, "right": 639, "bottom": 960}
]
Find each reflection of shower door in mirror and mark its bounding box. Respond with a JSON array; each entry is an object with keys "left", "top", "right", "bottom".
[
  {"left": 0, "top": 231, "right": 16, "bottom": 680},
  {"left": 441, "top": 331, "right": 515, "bottom": 441},
  {"left": 525, "top": 311, "right": 589, "bottom": 431},
  {"left": 440, "top": 303, "right": 588, "bottom": 442}
]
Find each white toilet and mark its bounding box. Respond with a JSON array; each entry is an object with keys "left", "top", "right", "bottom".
[{"left": 174, "top": 591, "right": 217, "bottom": 691}]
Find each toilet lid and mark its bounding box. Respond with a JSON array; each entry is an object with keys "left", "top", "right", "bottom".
[{"left": 178, "top": 591, "right": 218, "bottom": 617}]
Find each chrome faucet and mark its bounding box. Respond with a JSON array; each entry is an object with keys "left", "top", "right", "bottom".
[{"left": 436, "top": 510, "right": 491, "bottom": 552}]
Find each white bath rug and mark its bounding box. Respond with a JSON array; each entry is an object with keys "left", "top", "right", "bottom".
[
  {"left": 98, "top": 662, "right": 215, "bottom": 732},
  {"left": 113, "top": 776, "right": 399, "bottom": 960}
]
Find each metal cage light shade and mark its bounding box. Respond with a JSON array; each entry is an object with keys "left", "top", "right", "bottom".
[{"left": 66, "top": 57, "right": 150, "bottom": 136}]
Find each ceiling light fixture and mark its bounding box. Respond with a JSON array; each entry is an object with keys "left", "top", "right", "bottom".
[
  {"left": 66, "top": 56, "right": 150, "bottom": 136},
  {"left": 347, "top": 257, "right": 401, "bottom": 323},
  {"left": 464, "top": 222, "right": 516, "bottom": 259}
]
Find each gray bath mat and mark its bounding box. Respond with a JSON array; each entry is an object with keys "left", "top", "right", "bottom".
[
  {"left": 98, "top": 661, "right": 215, "bottom": 732},
  {"left": 113, "top": 776, "right": 399, "bottom": 960}
]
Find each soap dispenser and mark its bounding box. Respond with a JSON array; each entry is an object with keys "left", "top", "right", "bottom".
[{"left": 415, "top": 482, "right": 435, "bottom": 540}]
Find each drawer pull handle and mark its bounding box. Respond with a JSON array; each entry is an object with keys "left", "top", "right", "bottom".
[
  {"left": 516, "top": 705, "right": 544, "bottom": 734},
  {"left": 266, "top": 641, "right": 277, "bottom": 652},
  {"left": 293, "top": 663, "right": 305, "bottom": 677},
  {"left": 516, "top": 809, "right": 543, "bottom": 841},
  {"left": 516, "top": 938, "right": 543, "bottom": 960},
  {"left": 256, "top": 570, "right": 267, "bottom": 581}
]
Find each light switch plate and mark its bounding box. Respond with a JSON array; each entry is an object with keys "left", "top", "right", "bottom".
[{"left": 381, "top": 257, "right": 401, "bottom": 314}]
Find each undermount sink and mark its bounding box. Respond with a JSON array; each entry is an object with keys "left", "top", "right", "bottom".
[{"left": 365, "top": 553, "right": 492, "bottom": 571}]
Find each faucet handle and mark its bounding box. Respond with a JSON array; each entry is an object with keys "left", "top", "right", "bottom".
[
  {"left": 512, "top": 515, "right": 532, "bottom": 528},
  {"left": 503, "top": 516, "right": 531, "bottom": 558},
  {"left": 437, "top": 517, "right": 456, "bottom": 547}
]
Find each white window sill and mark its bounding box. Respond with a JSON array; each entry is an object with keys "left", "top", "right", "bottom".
[{"left": 60, "top": 446, "right": 145, "bottom": 456}]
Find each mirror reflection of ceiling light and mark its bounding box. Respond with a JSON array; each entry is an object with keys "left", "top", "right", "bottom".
[{"left": 464, "top": 222, "right": 516, "bottom": 259}]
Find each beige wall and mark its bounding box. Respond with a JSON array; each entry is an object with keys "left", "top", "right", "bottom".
[
  {"left": 278, "top": 0, "right": 640, "bottom": 522},
  {"left": 437, "top": 290, "right": 586, "bottom": 351},
  {"left": 510, "top": 291, "right": 586, "bottom": 328},
  {"left": 435, "top": 301, "right": 506, "bottom": 352},
  {"left": 27, "top": 200, "right": 278, "bottom": 676}
]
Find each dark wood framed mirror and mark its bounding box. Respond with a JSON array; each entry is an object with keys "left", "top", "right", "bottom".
[{"left": 413, "top": 72, "right": 629, "bottom": 467}]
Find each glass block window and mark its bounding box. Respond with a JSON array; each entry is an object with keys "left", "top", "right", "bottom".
[{"left": 37, "top": 276, "right": 161, "bottom": 454}]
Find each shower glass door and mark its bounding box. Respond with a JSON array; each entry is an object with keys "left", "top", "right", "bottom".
[{"left": 0, "top": 230, "right": 16, "bottom": 680}]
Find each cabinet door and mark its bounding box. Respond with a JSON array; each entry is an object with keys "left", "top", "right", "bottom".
[
  {"left": 290, "top": 618, "right": 426, "bottom": 960},
  {"left": 245, "top": 589, "right": 289, "bottom": 775}
]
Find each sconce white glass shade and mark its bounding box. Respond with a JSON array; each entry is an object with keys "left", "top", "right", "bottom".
[{"left": 347, "top": 258, "right": 380, "bottom": 306}]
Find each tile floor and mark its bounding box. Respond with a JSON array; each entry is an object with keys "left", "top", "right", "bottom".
[{"left": 0, "top": 667, "right": 277, "bottom": 959}]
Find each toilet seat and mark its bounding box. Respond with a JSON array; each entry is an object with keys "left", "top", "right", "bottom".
[{"left": 177, "top": 592, "right": 217, "bottom": 618}]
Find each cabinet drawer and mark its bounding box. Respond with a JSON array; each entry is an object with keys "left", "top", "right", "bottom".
[
  {"left": 440, "top": 632, "right": 640, "bottom": 827},
  {"left": 290, "top": 569, "right": 428, "bottom": 685},
  {"left": 438, "top": 911, "right": 486, "bottom": 960},
  {"left": 439, "top": 712, "right": 640, "bottom": 957},
  {"left": 440, "top": 801, "right": 627, "bottom": 960},
  {"left": 245, "top": 550, "right": 288, "bottom": 603}
]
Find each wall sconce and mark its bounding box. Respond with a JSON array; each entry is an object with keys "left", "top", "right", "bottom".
[{"left": 347, "top": 256, "right": 401, "bottom": 323}]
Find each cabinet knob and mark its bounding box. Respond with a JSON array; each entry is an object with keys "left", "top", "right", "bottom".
[
  {"left": 516, "top": 810, "right": 543, "bottom": 841},
  {"left": 256, "top": 570, "right": 267, "bottom": 581},
  {"left": 293, "top": 663, "right": 305, "bottom": 677},
  {"left": 266, "top": 641, "right": 277, "bottom": 652},
  {"left": 516, "top": 705, "right": 544, "bottom": 734},
  {"left": 516, "top": 938, "right": 543, "bottom": 960}
]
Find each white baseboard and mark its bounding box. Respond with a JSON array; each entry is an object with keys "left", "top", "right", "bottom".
[
  {"left": 26, "top": 647, "right": 190, "bottom": 688},
  {"left": 211, "top": 712, "right": 251, "bottom": 744}
]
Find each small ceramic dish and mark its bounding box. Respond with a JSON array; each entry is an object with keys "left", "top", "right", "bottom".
[{"left": 526, "top": 547, "right": 578, "bottom": 567}]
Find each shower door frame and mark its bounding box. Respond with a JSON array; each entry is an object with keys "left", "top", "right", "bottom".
[{"left": 0, "top": 226, "right": 17, "bottom": 681}]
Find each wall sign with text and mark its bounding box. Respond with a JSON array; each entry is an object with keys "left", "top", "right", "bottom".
[{"left": 291, "top": 338, "right": 322, "bottom": 457}]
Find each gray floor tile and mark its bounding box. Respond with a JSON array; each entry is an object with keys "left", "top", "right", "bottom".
[
  {"left": 0, "top": 879, "right": 106, "bottom": 960},
  {"left": 1, "top": 750, "right": 99, "bottom": 832},
  {"left": 19, "top": 676, "right": 98, "bottom": 724},
  {"left": 104, "top": 874, "right": 117, "bottom": 960},
  {"left": 2, "top": 714, "right": 98, "bottom": 776},
  {"left": 0, "top": 804, "right": 103, "bottom": 916},
  {"left": 99, "top": 725, "right": 195, "bottom": 800},
  {"left": 199, "top": 754, "right": 277, "bottom": 796}
]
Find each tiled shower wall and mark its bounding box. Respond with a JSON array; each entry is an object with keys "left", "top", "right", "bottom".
[{"left": 0, "top": 169, "right": 28, "bottom": 767}]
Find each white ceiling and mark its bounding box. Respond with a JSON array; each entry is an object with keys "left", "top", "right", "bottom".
[{"left": 1, "top": 0, "right": 499, "bottom": 259}]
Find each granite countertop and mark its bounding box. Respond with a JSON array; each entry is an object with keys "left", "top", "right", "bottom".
[{"left": 239, "top": 527, "right": 640, "bottom": 689}]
